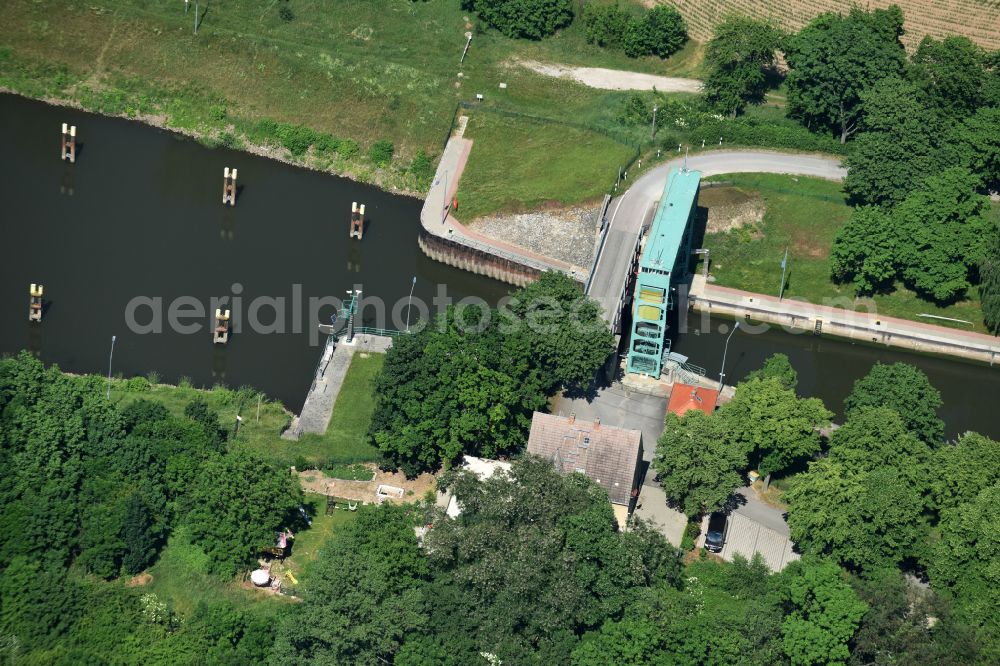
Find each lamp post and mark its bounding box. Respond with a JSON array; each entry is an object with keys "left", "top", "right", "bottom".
[
  {"left": 106, "top": 335, "right": 117, "bottom": 399},
  {"left": 779, "top": 248, "right": 789, "bottom": 301},
  {"left": 405, "top": 276, "right": 416, "bottom": 333},
  {"left": 717, "top": 322, "right": 740, "bottom": 393}
]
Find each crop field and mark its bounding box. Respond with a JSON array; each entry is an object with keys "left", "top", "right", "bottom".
[{"left": 655, "top": 0, "right": 1000, "bottom": 50}]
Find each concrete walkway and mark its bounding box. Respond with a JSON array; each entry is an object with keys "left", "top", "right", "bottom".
[
  {"left": 282, "top": 335, "right": 395, "bottom": 440},
  {"left": 689, "top": 275, "right": 1000, "bottom": 365},
  {"left": 419, "top": 124, "right": 585, "bottom": 284}
]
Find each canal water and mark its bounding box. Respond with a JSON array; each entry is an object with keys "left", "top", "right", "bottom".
[
  {"left": 0, "top": 93, "right": 508, "bottom": 410},
  {"left": 1, "top": 93, "right": 996, "bottom": 437}
]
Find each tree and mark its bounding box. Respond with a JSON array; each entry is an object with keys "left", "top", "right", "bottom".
[
  {"left": 270, "top": 504, "right": 428, "bottom": 665},
  {"left": 786, "top": 408, "right": 931, "bottom": 571},
  {"left": 980, "top": 222, "right": 1000, "bottom": 333},
  {"left": 721, "top": 377, "right": 831, "bottom": 483},
  {"left": 931, "top": 432, "right": 1000, "bottom": 513},
  {"left": 581, "top": 2, "right": 630, "bottom": 48},
  {"left": 653, "top": 410, "right": 748, "bottom": 517},
  {"left": 893, "top": 167, "right": 991, "bottom": 303},
  {"left": 830, "top": 206, "right": 899, "bottom": 294},
  {"left": 843, "top": 77, "right": 944, "bottom": 207},
  {"left": 462, "top": 0, "right": 574, "bottom": 40},
  {"left": 635, "top": 5, "right": 687, "bottom": 58},
  {"left": 910, "top": 35, "right": 987, "bottom": 118},
  {"left": 845, "top": 362, "right": 944, "bottom": 443},
  {"left": 703, "top": 16, "right": 783, "bottom": 118},
  {"left": 121, "top": 492, "right": 160, "bottom": 575},
  {"left": 784, "top": 7, "right": 905, "bottom": 143},
  {"left": 423, "top": 457, "right": 681, "bottom": 663},
  {"left": 185, "top": 451, "right": 302, "bottom": 576},
  {"left": 779, "top": 558, "right": 868, "bottom": 666},
  {"left": 502, "top": 271, "right": 614, "bottom": 392},
  {"left": 744, "top": 353, "right": 799, "bottom": 391},
  {"left": 957, "top": 106, "right": 1000, "bottom": 188},
  {"left": 371, "top": 272, "right": 612, "bottom": 474},
  {"left": 929, "top": 484, "right": 1000, "bottom": 639}
]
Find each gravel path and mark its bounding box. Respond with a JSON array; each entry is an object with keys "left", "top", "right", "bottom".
[
  {"left": 518, "top": 60, "right": 702, "bottom": 93},
  {"left": 470, "top": 204, "right": 602, "bottom": 271}
]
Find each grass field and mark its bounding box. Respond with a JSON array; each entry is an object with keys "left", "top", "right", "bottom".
[
  {"left": 699, "top": 174, "right": 993, "bottom": 332},
  {"left": 455, "top": 110, "right": 637, "bottom": 219},
  {"left": 145, "top": 525, "right": 288, "bottom": 616},
  {"left": 0, "top": 0, "right": 700, "bottom": 190},
  {"left": 282, "top": 495, "right": 359, "bottom": 586}
]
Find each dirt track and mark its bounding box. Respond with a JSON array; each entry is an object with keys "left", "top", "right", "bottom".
[{"left": 517, "top": 60, "right": 702, "bottom": 93}]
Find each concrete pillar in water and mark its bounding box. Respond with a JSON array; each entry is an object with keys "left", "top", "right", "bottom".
[
  {"left": 350, "top": 202, "right": 365, "bottom": 239},
  {"left": 61, "top": 124, "right": 77, "bottom": 163},
  {"left": 28, "top": 284, "right": 44, "bottom": 322},
  {"left": 214, "top": 308, "right": 231, "bottom": 344},
  {"left": 222, "top": 167, "right": 238, "bottom": 206}
]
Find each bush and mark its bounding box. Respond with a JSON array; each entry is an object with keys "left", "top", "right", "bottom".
[
  {"left": 582, "top": 3, "right": 631, "bottom": 48},
  {"left": 313, "top": 132, "right": 340, "bottom": 155},
  {"left": 463, "top": 0, "right": 574, "bottom": 40},
  {"left": 409, "top": 149, "right": 434, "bottom": 185},
  {"left": 368, "top": 139, "right": 395, "bottom": 167},
  {"left": 275, "top": 123, "right": 318, "bottom": 156},
  {"left": 208, "top": 104, "right": 226, "bottom": 122},
  {"left": 278, "top": 5, "right": 294, "bottom": 22},
  {"left": 337, "top": 138, "right": 360, "bottom": 159}
]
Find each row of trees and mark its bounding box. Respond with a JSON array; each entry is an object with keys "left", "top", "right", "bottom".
[
  {"left": 462, "top": 0, "right": 688, "bottom": 60},
  {"left": 581, "top": 3, "right": 687, "bottom": 59},
  {"left": 0, "top": 352, "right": 302, "bottom": 659},
  {"left": 272, "top": 456, "right": 900, "bottom": 666},
  {"left": 369, "top": 272, "right": 614, "bottom": 475},
  {"left": 655, "top": 354, "right": 1000, "bottom": 658},
  {"left": 702, "top": 6, "right": 1000, "bottom": 325}
]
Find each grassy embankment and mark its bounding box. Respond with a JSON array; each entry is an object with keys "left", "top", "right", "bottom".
[
  {"left": 698, "top": 174, "right": 997, "bottom": 333},
  {"left": 0, "top": 0, "right": 699, "bottom": 201},
  {"left": 112, "top": 352, "right": 385, "bottom": 469}
]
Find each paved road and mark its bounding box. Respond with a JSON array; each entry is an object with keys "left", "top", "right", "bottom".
[{"left": 588, "top": 150, "right": 846, "bottom": 327}]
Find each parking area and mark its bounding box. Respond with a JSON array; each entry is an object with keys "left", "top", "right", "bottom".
[{"left": 633, "top": 483, "right": 687, "bottom": 547}]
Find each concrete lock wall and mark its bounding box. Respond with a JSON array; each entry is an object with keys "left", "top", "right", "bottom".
[
  {"left": 691, "top": 296, "right": 1000, "bottom": 366},
  {"left": 417, "top": 226, "right": 544, "bottom": 287}
]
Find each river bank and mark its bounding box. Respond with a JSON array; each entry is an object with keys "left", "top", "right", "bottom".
[{"left": 0, "top": 86, "right": 427, "bottom": 199}]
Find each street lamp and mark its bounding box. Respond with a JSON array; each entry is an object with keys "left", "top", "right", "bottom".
[
  {"left": 717, "top": 322, "right": 740, "bottom": 392},
  {"left": 106, "top": 335, "right": 117, "bottom": 399},
  {"left": 405, "top": 276, "right": 416, "bottom": 333}
]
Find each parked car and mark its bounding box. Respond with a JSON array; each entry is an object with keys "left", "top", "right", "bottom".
[{"left": 704, "top": 512, "right": 727, "bottom": 553}]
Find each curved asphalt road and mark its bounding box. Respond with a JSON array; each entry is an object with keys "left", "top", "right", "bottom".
[{"left": 588, "top": 150, "right": 846, "bottom": 326}]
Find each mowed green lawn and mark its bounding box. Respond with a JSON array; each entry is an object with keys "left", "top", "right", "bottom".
[
  {"left": 455, "top": 111, "right": 637, "bottom": 219},
  {"left": 700, "top": 174, "right": 994, "bottom": 332}
]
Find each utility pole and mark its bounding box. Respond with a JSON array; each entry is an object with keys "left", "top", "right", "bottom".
[
  {"left": 651, "top": 105, "right": 658, "bottom": 141},
  {"left": 779, "top": 248, "right": 789, "bottom": 301},
  {"left": 717, "top": 322, "right": 740, "bottom": 393},
  {"left": 406, "top": 276, "right": 416, "bottom": 333},
  {"left": 194, "top": 0, "right": 199, "bottom": 34},
  {"left": 106, "top": 335, "right": 117, "bottom": 399}
]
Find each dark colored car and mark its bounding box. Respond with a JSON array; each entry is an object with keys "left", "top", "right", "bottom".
[{"left": 704, "top": 512, "right": 727, "bottom": 553}]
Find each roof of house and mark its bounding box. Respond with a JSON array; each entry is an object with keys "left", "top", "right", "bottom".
[
  {"left": 667, "top": 384, "right": 719, "bottom": 416},
  {"left": 526, "top": 412, "right": 642, "bottom": 506}
]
